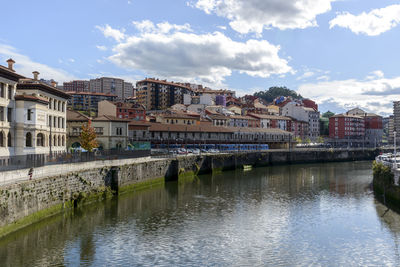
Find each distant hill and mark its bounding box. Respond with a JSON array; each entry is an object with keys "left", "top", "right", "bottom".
[{"left": 254, "top": 86, "right": 303, "bottom": 103}]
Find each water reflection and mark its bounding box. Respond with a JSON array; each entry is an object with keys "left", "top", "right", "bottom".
[{"left": 0, "top": 161, "right": 399, "bottom": 266}]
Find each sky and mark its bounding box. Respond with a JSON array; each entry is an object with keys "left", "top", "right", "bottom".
[{"left": 1, "top": 0, "right": 400, "bottom": 116}]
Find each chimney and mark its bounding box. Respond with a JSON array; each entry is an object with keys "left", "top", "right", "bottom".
[
  {"left": 32, "top": 71, "right": 40, "bottom": 81},
  {"left": 51, "top": 80, "right": 57, "bottom": 87},
  {"left": 6, "top": 58, "right": 15, "bottom": 71}
]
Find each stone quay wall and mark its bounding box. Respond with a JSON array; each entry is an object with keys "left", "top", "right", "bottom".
[{"left": 0, "top": 149, "right": 377, "bottom": 238}]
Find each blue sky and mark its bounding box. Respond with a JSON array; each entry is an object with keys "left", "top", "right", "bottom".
[{"left": 1, "top": 0, "right": 400, "bottom": 116}]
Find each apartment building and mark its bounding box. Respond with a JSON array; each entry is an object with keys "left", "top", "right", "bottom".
[
  {"left": 347, "top": 108, "right": 383, "bottom": 147},
  {"left": 136, "top": 78, "right": 191, "bottom": 110},
  {"left": 280, "top": 102, "right": 320, "bottom": 141},
  {"left": 89, "top": 77, "right": 133, "bottom": 100},
  {"left": 66, "top": 91, "right": 117, "bottom": 114},
  {"left": 63, "top": 80, "right": 90, "bottom": 92},
  {"left": 328, "top": 113, "right": 365, "bottom": 147}
]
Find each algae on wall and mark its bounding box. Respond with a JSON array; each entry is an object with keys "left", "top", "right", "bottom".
[{"left": 372, "top": 161, "right": 400, "bottom": 207}]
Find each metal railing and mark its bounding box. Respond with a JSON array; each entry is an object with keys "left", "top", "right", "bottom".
[{"left": 0, "top": 149, "right": 151, "bottom": 172}]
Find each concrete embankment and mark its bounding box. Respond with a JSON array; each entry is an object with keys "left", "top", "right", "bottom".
[
  {"left": 0, "top": 149, "right": 377, "bottom": 238},
  {"left": 373, "top": 161, "right": 400, "bottom": 208}
]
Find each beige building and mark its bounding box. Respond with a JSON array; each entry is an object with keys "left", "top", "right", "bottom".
[
  {"left": 92, "top": 115, "right": 129, "bottom": 150},
  {"left": 0, "top": 59, "right": 69, "bottom": 159},
  {"left": 67, "top": 110, "right": 130, "bottom": 150},
  {"left": 227, "top": 105, "right": 242, "bottom": 115},
  {"left": 155, "top": 113, "right": 200, "bottom": 126}
]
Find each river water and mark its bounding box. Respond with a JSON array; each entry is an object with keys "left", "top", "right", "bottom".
[{"left": 1, "top": 161, "right": 400, "bottom": 266}]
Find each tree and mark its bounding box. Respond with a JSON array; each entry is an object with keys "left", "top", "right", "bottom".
[
  {"left": 322, "top": 111, "right": 335, "bottom": 118},
  {"left": 254, "top": 86, "right": 303, "bottom": 103},
  {"left": 79, "top": 120, "right": 98, "bottom": 152}
]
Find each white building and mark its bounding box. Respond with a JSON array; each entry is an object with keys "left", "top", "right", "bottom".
[
  {"left": 0, "top": 59, "right": 69, "bottom": 160},
  {"left": 281, "top": 102, "right": 320, "bottom": 141}
]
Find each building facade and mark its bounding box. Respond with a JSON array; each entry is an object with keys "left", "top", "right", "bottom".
[
  {"left": 136, "top": 78, "right": 191, "bottom": 110},
  {"left": 63, "top": 80, "right": 90, "bottom": 92},
  {"left": 0, "top": 60, "right": 69, "bottom": 160},
  {"left": 67, "top": 92, "right": 117, "bottom": 114},
  {"left": 281, "top": 102, "right": 320, "bottom": 141}
]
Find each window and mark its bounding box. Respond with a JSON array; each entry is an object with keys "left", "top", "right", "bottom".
[
  {"left": 7, "top": 108, "right": 12, "bottom": 122},
  {"left": 0, "top": 83, "right": 4, "bottom": 98},
  {"left": 0, "top": 131, "right": 3, "bottom": 147},
  {"left": 0, "top": 107, "right": 4, "bottom": 121},
  {"left": 7, "top": 132, "right": 11, "bottom": 147},
  {"left": 8, "top": 85, "right": 12, "bottom": 100},
  {"left": 27, "top": 109, "right": 32, "bottom": 121},
  {"left": 37, "top": 133, "right": 44, "bottom": 147},
  {"left": 26, "top": 132, "right": 32, "bottom": 147},
  {"left": 116, "top": 127, "right": 123, "bottom": 135}
]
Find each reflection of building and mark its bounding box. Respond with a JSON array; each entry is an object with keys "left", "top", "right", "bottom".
[{"left": 0, "top": 59, "right": 69, "bottom": 158}]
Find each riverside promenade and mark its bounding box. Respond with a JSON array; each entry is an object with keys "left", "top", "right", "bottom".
[{"left": 0, "top": 148, "right": 377, "bottom": 238}]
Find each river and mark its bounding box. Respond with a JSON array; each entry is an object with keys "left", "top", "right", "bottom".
[{"left": 1, "top": 161, "right": 400, "bottom": 266}]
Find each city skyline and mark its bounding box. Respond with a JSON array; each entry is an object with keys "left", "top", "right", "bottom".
[{"left": 1, "top": 0, "right": 400, "bottom": 116}]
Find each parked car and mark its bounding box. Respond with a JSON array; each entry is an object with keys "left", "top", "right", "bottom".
[{"left": 192, "top": 148, "right": 200, "bottom": 155}]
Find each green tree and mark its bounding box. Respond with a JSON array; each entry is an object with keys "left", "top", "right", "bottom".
[
  {"left": 294, "top": 137, "right": 302, "bottom": 143},
  {"left": 322, "top": 111, "right": 335, "bottom": 118},
  {"left": 254, "top": 86, "right": 303, "bottom": 103},
  {"left": 79, "top": 120, "right": 98, "bottom": 152}
]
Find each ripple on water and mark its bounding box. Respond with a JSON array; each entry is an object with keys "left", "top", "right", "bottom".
[{"left": 1, "top": 162, "right": 400, "bottom": 266}]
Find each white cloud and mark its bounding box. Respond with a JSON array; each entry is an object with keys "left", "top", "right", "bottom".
[
  {"left": 298, "top": 74, "right": 400, "bottom": 116},
  {"left": 366, "top": 70, "right": 384, "bottom": 80},
  {"left": 132, "top": 20, "right": 192, "bottom": 34},
  {"left": 217, "top": 25, "right": 227, "bottom": 30},
  {"left": 95, "top": 24, "right": 126, "bottom": 42},
  {"left": 329, "top": 4, "right": 400, "bottom": 36},
  {"left": 96, "top": 45, "right": 107, "bottom": 51},
  {"left": 193, "top": 0, "right": 336, "bottom": 35},
  {"left": 316, "top": 75, "right": 330, "bottom": 81},
  {"left": 0, "top": 44, "right": 76, "bottom": 82},
  {"left": 107, "top": 20, "right": 292, "bottom": 87},
  {"left": 296, "top": 71, "right": 315, "bottom": 80},
  {"left": 68, "top": 58, "right": 75, "bottom": 63}
]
